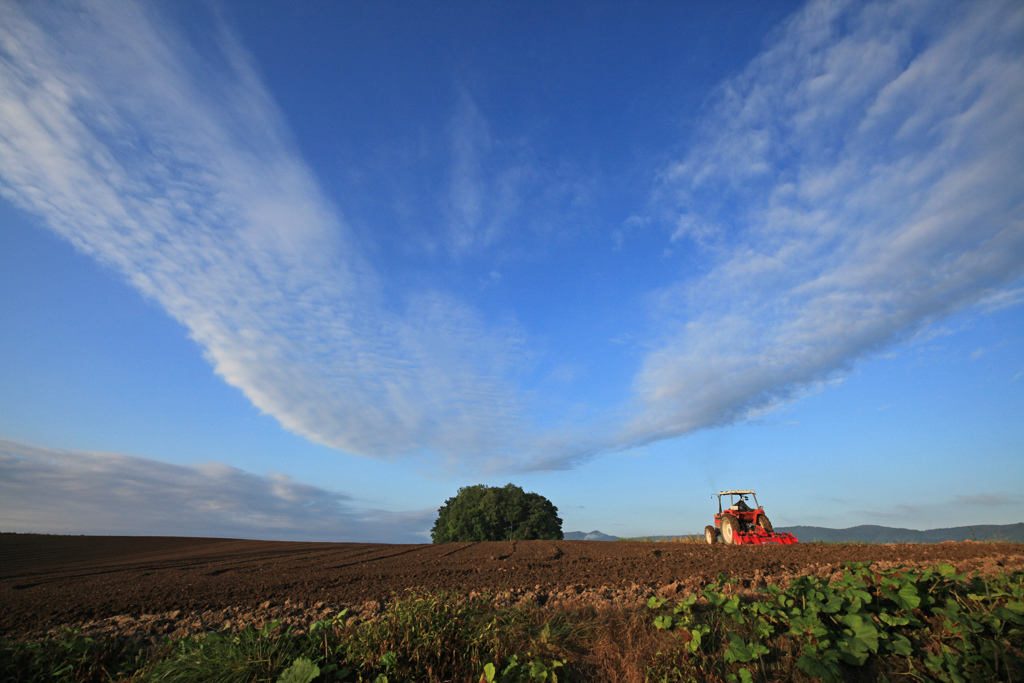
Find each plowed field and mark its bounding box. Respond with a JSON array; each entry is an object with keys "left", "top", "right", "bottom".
[{"left": 2, "top": 534, "right": 1022, "bottom": 639}]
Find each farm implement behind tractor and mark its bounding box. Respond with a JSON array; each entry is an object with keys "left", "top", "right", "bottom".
[{"left": 705, "top": 490, "right": 798, "bottom": 545}]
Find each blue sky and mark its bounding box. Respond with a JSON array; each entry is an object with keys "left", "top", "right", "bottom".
[{"left": 1, "top": 0, "right": 1022, "bottom": 542}]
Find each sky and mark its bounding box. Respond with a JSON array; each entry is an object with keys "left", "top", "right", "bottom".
[{"left": 1, "top": 0, "right": 1022, "bottom": 543}]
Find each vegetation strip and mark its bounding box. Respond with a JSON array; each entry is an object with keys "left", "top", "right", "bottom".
[{"left": 2, "top": 562, "right": 1022, "bottom": 682}]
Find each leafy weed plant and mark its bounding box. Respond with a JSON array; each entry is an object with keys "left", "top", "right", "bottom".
[{"left": 642, "top": 562, "right": 1024, "bottom": 682}]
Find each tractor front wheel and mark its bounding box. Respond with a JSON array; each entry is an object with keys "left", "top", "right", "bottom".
[
  {"left": 721, "top": 515, "right": 739, "bottom": 545},
  {"left": 705, "top": 525, "right": 718, "bottom": 544},
  {"left": 757, "top": 514, "right": 774, "bottom": 534}
]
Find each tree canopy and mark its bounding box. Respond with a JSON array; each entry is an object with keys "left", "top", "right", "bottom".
[{"left": 430, "top": 484, "right": 563, "bottom": 543}]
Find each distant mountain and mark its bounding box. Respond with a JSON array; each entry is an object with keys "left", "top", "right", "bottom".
[
  {"left": 564, "top": 523, "right": 1023, "bottom": 543},
  {"left": 563, "top": 530, "right": 619, "bottom": 541},
  {"left": 777, "top": 523, "right": 1024, "bottom": 544}
]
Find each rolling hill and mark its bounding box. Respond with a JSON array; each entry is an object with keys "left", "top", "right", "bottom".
[
  {"left": 565, "top": 523, "right": 1024, "bottom": 543},
  {"left": 777, "top": 523, "right": 1024, "bottom": 544}
]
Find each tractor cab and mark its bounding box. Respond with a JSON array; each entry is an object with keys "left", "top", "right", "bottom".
[{"left": 720, "top": 490, "right": 757, "bottom": 513}]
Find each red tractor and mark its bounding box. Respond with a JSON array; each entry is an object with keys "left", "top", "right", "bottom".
[{"left": 705, "top": 490, "right": 798, "bottom": 545}]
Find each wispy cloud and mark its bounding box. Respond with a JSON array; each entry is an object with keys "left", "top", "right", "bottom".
[
  {"left": 953, "top": 493, "right": 1021, "bottom": 507},
  {"left": 980, "top": 287, "right": 1024, "bottom": 313},
  {"left": 1, "top": 0, "right": 1021, "bottom": 474},
  {"left": 857, "top": 491, "right": 1023, "bottom": 526},
  {"left": 443, "top": 90, "right": 593, "bottom": 259},
  {"left": 626, "top": 0, "right": 1024, "bottom": 446},
  {"left": 0, "top": 1, "right": 528, "bottom": 464},
  {"left": 0, "top": 440, "right": 434, "bottom": 542},
  {"left": 446, "top": 91, "right": 496, "bottom": 255}
]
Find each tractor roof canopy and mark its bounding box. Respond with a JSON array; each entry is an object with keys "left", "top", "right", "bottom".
[{"left": 718, "top": 490, "right": 756, "bottom": 496}]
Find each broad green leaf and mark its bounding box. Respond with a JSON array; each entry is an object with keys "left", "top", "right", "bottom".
[
  {"left": 653, "top": 615, "right": 673, "bottom": 630},
  {"left": 823, "top": 593, "right": 845, "bottom": 614},
  {"left": 723, "top": 633, "right": 767, "bottom": 663},
  {"left": 846, "top": 588, "right": 873, "bottom": 610},
  {"left": 704, "top": 589, "right": 728, "bottom": 607},
  {"left": 502, "top": 654, "right": 521, "bottom": 675},
  {"left": 994, "top": 606, "right": 1024, "bottom": 624},
  {"left": 888, "top": 633, "right": 913, "bottom": 656},
  {"left": 788, "top": 614, "right": 828, "bottom": 639},
  {"left": 277, "top": 657, "right": 320, "bottom": 683},
  {"left": 938, "top": 597, "right": 962, "bottom": 617},
  {"left": 676, "top": 593, "right": 697, "bottom": 609},
  {"left": 895, "top": 584, "right": 922, "bottom": 611},
  {"left": 753, "top": 618, "right": 773, "bottom": 639},
  {"left": 924, "top": 652, "right": 945, "bottom": 674},
  {"left": 842, "top": 613, "right": 879, "bottom": 645},
  {"left": 797, "top": 647, "right": 844, "bottom": 683},
  {"left": 879, "top": 612, "right": 910, "bottom": 627},
  {"left": 480, "top": 662, "right": 496, "bottom": 682},
  {"left": 259, "top": 618, "right": 282, "bottom": 637},
  {"left": 838, "top": 613, "right": 879, "bottom": 665},
  {"left": 683, "top": 627, "right": 704, "bottom": 653}
]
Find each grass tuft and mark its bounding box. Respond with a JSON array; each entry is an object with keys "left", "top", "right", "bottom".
[
  {"left": 337, "top": 589, "right": 563, "bottom": 681},
  {"left": 146, "top": 619, "right": 303, "bottom": 683},
  {"left": 0, "top": 628, "right": 145, "bottom": 683}
]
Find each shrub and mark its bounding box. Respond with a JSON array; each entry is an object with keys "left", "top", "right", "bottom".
[{"left": 431, "top": 484, "right": 563, "bottom": 543}]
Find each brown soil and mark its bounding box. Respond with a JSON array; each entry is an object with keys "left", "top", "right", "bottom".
[{"left": 2, "top": 533, "right": 1022, "bottom": 640}]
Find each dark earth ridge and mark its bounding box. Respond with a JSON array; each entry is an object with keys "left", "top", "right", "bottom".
[{"left": 2, "top": 533, "right": 1022, "bottom": 638}]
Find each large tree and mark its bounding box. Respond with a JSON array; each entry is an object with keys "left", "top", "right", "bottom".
[{"left": 430, "top": 484, "right": 563, "bottom": 543}]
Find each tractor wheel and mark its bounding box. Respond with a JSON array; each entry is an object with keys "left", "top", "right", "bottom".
[
  {"left": 705, "top": 525, "right": 718, "bottom": 544},
  {"left": 757, "top": 514, "right": 774, "bottom": 534},
  {"left": 721, "top": 515, "right": 739, "bottom": 545}
]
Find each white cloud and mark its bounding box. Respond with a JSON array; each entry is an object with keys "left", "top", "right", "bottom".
[
  {"left": 626, "top": 0, "right": 1024, "bottom": 445},
  {"left": 980, "top": 287, "right": 1024, "bottom": 313},
  {"left": 0, "top": 439, "right": 434, "bottom": 542},
  {"left": 442, "top": 90, "right": 592, "bottom": 260},
  {"left": 0, "top": 1, "right": 528, "bottom": 464},
  {"left": 446, "top": 91, "right": 494, "bottom": 255},
  {"left": 857, "top": 491, "right": 1024, "bottom": 526},
  {"left": 1, "top": 0, "right": 1020, "bottom": 475},
  {"left": 953, "top": 493, "right": 1020, "bottom": 507}
]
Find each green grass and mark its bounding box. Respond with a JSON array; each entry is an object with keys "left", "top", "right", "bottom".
[
  {"left": 2, "top": 563, "right": 1022, "bottom": 682},
  {"left": 330, "top": 589, "right": 566, "bottom": 681},
  {"left": 0, "top": 628, "right": 147, "bottom": 683},
  {"left": 146, "top": 619, "right": 307, "bottom": 683}
]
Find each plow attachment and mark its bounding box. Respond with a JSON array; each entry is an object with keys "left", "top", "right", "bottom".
[{"left": 733, "top": 528, "right": 799, "bottom": 545}]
